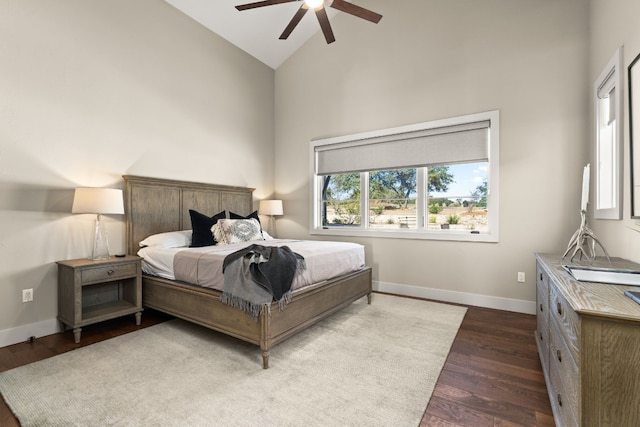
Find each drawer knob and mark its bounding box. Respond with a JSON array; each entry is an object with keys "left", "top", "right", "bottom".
[
  {"left": 557, "top": 393, "right": 562, "bottom": 406},
  {"left": 539, "top": 332, "right": 544, "bottom": 341},
  {"left": 557, "top": 301, "right": 563, "bottom": 316},
  {"left": 539, "top": 303, "right": 544, "bottom": 312},
  {"left": 557, "top": 349, "right": 562, "bottom": 362},
  {"left": 107, "top": 269, "right": 115, "bottom": 276},
  {"left": 540, "top": 273, "right": 543, "bottom": 281}
]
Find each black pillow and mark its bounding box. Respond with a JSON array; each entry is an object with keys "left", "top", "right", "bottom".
[
  {"left": 189, "top": 209, "right": 226, "bottom": 247},
  {"left": 229, "top": 210, "right": 261, "bottom": 227}
]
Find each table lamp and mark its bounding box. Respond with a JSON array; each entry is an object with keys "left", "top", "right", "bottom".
[
  {"left": 72, "top": 188, "right": 125, "bottom": 260},
  {"left": 258, "top": 199, "right": 283, "bottom": 238}
]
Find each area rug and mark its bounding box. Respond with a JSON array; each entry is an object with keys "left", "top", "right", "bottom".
[{"left": 0, "top": 294, "right": 466, "bottom": 427}]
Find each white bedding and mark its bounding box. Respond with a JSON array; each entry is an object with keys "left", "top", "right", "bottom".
[{"left": 138, "top": 239, "right": 366, "bottom": 292}]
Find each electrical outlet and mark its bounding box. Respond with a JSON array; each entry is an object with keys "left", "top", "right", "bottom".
[
  {"left": 22, "top": 288, "right": 33, "bottom": 303},
  {"left": 517, "top": 272, "right": 526, "bottom": 283}
]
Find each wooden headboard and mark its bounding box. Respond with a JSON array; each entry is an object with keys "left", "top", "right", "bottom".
[{"left": 123, "top": 175, "right": 254, "bottom": 255}]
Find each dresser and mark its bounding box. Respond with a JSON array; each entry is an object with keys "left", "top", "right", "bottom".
[{"left": 535, "top": 253, "right": 640, "bottom": 426}]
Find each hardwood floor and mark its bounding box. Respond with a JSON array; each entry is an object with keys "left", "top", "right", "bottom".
[
  {"left": 421, "top": 305, "right": 555, "bottom": 426},
  {"left": 0, "top": 302, "right": 553, "bottom": 426}
]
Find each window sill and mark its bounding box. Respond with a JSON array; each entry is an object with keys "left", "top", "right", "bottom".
[{"left": 310, "top": 227, "right": 498, "bottom": 242}]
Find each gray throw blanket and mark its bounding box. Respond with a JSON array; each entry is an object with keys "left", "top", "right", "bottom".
[{"left": 221, "top": 245, "right": 305, "bottom": 320}]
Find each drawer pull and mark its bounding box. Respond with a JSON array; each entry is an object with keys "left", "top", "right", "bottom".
[
  {"left": 557, "top": 393, "right": 562, "bottom": 406},
  {"left": 557, "top": 349, "right": 562, "bottom": 362},
  {"left": 107, "top": 269, "right": 115, "bottom": 276},
  {"left": 540, "top": 273, "right": 543, "bottom": 281},
  {"left": 539, "top": 332, "right": 543, "bottom": 341},
  {"left": 557, "top": 301, "right": 563, "bottom": 316},
  {"left": 539, "top": 303, "right": 543, "bottom": 312}
]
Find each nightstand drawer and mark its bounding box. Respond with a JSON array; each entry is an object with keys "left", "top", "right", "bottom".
[{"left": 81, "top": 263, "right": 137, "bottom": 284}]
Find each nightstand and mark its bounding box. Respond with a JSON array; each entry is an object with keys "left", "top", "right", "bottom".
[{"left": 57, "top": 255, "right": 143, "bottom": 343}]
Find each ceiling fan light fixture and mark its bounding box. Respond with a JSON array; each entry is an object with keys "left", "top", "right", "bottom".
[
  {"left": 235, "top": 0, "right": 381, "bottom": 44},
  {"left": 304, "top": 0, "right": 324, "bottom": 9}
]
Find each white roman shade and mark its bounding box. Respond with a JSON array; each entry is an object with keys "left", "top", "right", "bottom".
[
  {"left": 315, "top": 120, "right": 490, "bottom": 175},
  {"left": 597, "top": 68, "right": 617, "bottom": 125}
]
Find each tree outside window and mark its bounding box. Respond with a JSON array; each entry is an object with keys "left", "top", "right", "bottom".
[{"left": 322, "top": 163, "right": 488, "bottom": 232}]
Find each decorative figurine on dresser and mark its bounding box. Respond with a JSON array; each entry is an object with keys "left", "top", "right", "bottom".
[{"left": 563, "top": 164, "right": 610, "bottom": 263}]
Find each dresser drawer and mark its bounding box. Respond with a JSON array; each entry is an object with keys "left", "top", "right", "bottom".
[
  {"left": 536, "top": 281, "right": 550, "bottom": 371},
  {"left": 537, "top": 264, "right": 549, "bottom": 296},
  {"left": 81, "top": 262, "right": 137, "bottom": 284},
  {"left": 550, "top": 317, "right": 580, "bottom": 424},
  {"left": 549, "top": 359, "right": 579, "bottom": 427},
  {"left": 550, "top": 282, "right": 580, "bottom": 364},
  {"left": 537, "top": 280, "right": 549, "bottom": 331}
]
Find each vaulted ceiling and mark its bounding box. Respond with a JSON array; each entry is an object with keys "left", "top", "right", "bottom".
[{"left": 164, "top": 0, "right": 339, "bottom": 69}]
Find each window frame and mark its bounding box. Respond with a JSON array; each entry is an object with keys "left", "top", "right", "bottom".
[
  {"left": 309, "top": 110, "right": 499, "bottom": 242},
  {"left": 593, "top": 47, "right": 623, "bottom": 220}
]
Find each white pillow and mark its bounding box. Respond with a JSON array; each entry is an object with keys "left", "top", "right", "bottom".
[
  {"left": 261, "top": 230, "right": 275, "bottom": 240},
  {"left": 139, "top": 230, "right": 192, "bottom": 248},
  {"left": 212, "top": 219, "right": 263, "bottom": 245}
]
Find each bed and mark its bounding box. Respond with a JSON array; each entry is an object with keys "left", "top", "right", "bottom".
[{"left": 123, "top": 175, "right": 372, "bottom": 369}]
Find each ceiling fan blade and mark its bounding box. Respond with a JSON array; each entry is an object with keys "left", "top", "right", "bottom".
[
  {"left": 315, "top": 7, "right": 335, "bottom": 44},
  {"left": 279, "top": 5, "right": 309, "bottom": 39},
  {"left": 236, "top": 0, "right": 298, "bottom": 11},
  {"left": 329, "top": 0, "right": 382, "bottom": 23}
]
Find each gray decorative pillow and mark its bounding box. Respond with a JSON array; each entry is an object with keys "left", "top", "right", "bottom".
[{"left": 212, "top": 218, "right": 264, "bottom": 245}]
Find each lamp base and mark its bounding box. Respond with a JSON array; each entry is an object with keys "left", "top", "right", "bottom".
[
  {"left": 91, "top": 214, "right": 111, "bottom": 260},
  {"left": 269, "top": 215, "right": 278, "bottom": 238}
]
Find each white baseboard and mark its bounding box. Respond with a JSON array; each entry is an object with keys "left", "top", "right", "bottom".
[
  {"left": 374, "top": 280, "right": 536, "bottom": 315},
  {"left": 0, "top": 318, "right": 61, "bottom": 348}
]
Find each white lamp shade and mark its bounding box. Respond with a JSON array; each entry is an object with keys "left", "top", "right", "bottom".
[
  {"left": 72, "top": 188, "right": 124, "bottom": 215},
  {"left": 259, "top": 200, "right": 283, "bottom": 216}
]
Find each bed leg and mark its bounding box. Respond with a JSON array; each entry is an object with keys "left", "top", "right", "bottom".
[
  {"left": 262, "top": 351, "right": 270, "bottom": 369},
  {"left": 367, "top": 292, "right": 372, "bottom": 304}
]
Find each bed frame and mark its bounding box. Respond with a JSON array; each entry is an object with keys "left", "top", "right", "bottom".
[{"left": 123, "top": 175, "right": 372, "bottom": 368}]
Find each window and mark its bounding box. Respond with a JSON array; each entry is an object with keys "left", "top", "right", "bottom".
[
  {"left": 594, "top": 47, "right": 623, "bottom": 219},
  {"left": 369, "top": 168, "right": 417, "bottom": 230},
  {"left": 310, "top": 110, "right": 499, "bottom": 242},
  {"left": 321, "top": 173, "right": 361, "bottom": 226}
]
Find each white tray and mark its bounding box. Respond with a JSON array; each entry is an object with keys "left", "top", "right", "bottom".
[{"left": 563, "top": 265, "right": 640, "bottom": 286}]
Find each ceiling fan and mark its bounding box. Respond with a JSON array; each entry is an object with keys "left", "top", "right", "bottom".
[{"left": 235, "top": 0, "right": 382, "bottom": 44}]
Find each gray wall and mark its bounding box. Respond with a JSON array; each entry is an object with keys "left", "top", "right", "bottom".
[
  {"left": 0, "top": 0, "right": 274, "bottom": 344},
  {"left": 274, "top": 0, "right": 590, "bottom": 311}
]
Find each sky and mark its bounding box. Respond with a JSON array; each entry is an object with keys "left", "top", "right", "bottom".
[{"left": 433, "top": 162, "right": 487, "bottom": 199}]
